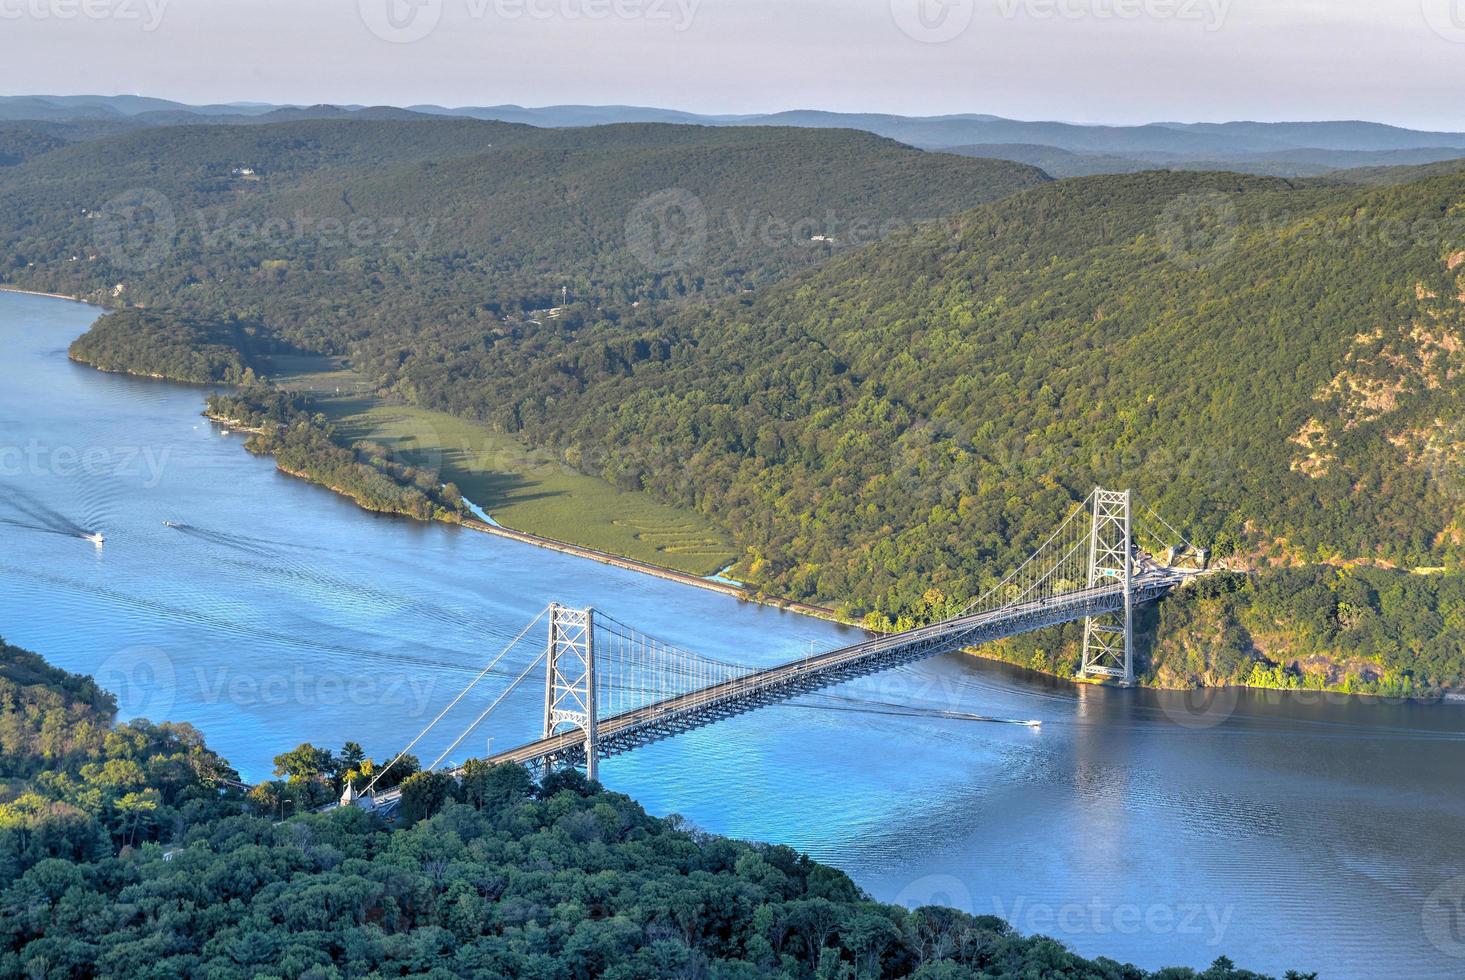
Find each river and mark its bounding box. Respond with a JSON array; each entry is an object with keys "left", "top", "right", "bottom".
[{"left": 1, "top": 291, "right": 1461, "bottom": 978}]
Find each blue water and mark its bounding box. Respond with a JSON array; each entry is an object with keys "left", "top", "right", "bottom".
[{"left": 1, "top": 291, "right": 1462, "bottom": 978}]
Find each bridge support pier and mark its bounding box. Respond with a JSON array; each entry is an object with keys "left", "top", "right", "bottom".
[
  {"left": 1081, "top": 488, "right": 1135, "bottom": 686},
  {"left": 545, "top": 604, "right": 599, "bottom": 782}
]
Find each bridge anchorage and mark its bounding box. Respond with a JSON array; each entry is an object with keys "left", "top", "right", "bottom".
[{"left": 353, "top": 487, "right": 1206, "bottom": 808}]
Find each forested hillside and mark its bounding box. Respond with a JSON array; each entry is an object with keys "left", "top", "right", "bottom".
[
  {"left": 67, "top": 310, "right": 275, "bottom": 383},
  {"left": 0, "top": 117, "right": 1047, "bottom": 358},
  {"left": 1, "top": 641, "right": 1288, "bottom": 979},
  {"left": 493, "top": 170, "right": 1464, "bottom": 595},
  {"left": 0, "top": 126, "right": 65, "bottom": 167},
  {"left": 0, "top": 639, "right": 241, "bottom": 878}
]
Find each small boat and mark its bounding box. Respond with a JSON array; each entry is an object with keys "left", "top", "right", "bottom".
[
  {"left": 85, "top": 532, "right": 104, "bottom": 546},
  {"left": 162, "top": 521, "right": 180, "bottom": 528}
]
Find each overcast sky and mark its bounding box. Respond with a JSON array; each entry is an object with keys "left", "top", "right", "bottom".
[{"left": 3, "top": 0, "right": 1464, "bottom": 129}]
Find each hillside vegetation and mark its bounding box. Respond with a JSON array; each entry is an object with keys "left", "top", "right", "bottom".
[
  {"left": 0, "top": 118, "right": 1047, "bottom": 350},
  {"left": 68, "top": 310, "right": 276, "bottom": 383},
  {"left": 0, "top": 126, "right": 66, "bottom": 167},
  {"left": 1, "top": 640, "right": 1292, "bottom": 979},
  {"left": 496, "top": 171, "right": 1464, "bottom": 596}
]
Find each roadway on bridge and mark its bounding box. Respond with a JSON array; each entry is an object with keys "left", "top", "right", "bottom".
[{"left": 311, "top": 568, "right": 1191, "bottom": 816}]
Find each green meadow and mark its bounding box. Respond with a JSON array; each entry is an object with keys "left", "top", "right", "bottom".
[{"left": 272, "top": 358, "right": 735, "bottom": 576}]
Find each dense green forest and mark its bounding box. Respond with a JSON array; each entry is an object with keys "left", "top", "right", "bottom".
[
  {"left": 0, "top": 126, "right": 66, "bottom": 168},
  {"left": 494, "top": 169, "right": 1465, "bottom": 603},
  {"left": 69, "top": 310, "right": 275, "bottom": 384},
  {"left": 0, "top": 117, "right": 1046, "bottom": 338},
  {"left": 1, "top": 640, "right": 1295, "bottom": 979},
  {"left": 205, "top": 387, "right": 469, "bottom": 524},
  {"left": 0, "top": 640, "right": 241, "bottom": 878}
]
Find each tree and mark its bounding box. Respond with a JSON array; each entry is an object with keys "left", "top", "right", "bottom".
[
  {"left": 114, "top": 789, "right": 160, "bottom": 847},
  {"left": 844, "top": 911, "right": 901, "bottom": 979},
  {"left": 339, "top": 741, "right": 365, "bottom": 770},
  {"left": 371, "top": 753, "right": 419, "bottom": 791},
  {"left": 397, "top": 771, "right": 459, "bottom": 824},
  {"left": 459, "top": 759, "right": 533, "bottom": 812},
  {"left": 787, "top": 898, "right": 844, "bottom": 964},
  {"left": 272, "top": 743, "right": 335, "bottom": 783},
  {"left": 538, "top": 766, "right": 597, "bottom": 798}
]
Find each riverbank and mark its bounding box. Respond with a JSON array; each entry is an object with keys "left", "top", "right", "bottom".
[
  {"left": 206, "top": 404, "right": 849, "bottom": 621},
  {"left": 0, "top": 284, "right": 92, "bottom": 303},
  {"left": 454, "top": 510, "right": 844, "bottom": 619},
  {"left": 289, "top": 388, "right": 740, "bottom": 578},
  {"left": 206, "top": 401, "right": 1459, "bottom": 702}
]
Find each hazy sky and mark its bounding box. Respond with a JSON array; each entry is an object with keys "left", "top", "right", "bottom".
[{"left": 2, "top": 0, "right": 1464, "bottom": 128}]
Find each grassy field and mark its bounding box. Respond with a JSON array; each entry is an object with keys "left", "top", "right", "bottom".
[{"left": 269, "top": 357, "right": 736, "bottom": 576}]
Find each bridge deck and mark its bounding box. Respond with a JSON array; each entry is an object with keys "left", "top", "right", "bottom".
[
  {"left": 472, "top": 570, "right": 1184, "bottom": 771},
  {"left": 356, "top": 570, "right": 1188, "bottom": 811}
]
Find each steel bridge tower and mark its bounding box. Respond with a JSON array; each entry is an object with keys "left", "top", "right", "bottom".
[
  {"left": 1080, "top": 488, "right": 1135, "bottom": 685},
  {"left": 544, "top": 604, "right": 598, "bottom": 781}
]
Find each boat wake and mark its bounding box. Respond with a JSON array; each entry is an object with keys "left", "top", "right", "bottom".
[{"left": 0, "top": 483, "right": 103, "bottom": 543}]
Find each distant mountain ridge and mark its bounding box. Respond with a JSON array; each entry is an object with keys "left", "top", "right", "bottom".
[{"left": 4, "top": 96, "right": 1464, "bottom": 173}]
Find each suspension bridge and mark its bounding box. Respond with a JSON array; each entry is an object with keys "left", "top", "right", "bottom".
[{"left": 349, "top": 488, "right": 1205, "bottom": 809}]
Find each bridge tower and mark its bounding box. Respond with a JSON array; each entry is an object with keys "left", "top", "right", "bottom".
[
  {"left": 1080, "top": 488, "right": 1135, "bottom": 685},
  {"left": 544, "top": 604, "right": 599, "bottom": 781}
]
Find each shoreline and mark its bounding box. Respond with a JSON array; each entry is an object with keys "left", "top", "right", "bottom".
[
  {"left": 0, "top": 284, "right": 95, "bottom": 304},
  {"left": 200, "top": 408, "right": 851, "bottom": 624},
  {"left": 456, "top": 512, "right": 846, "bottom": 620}
]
